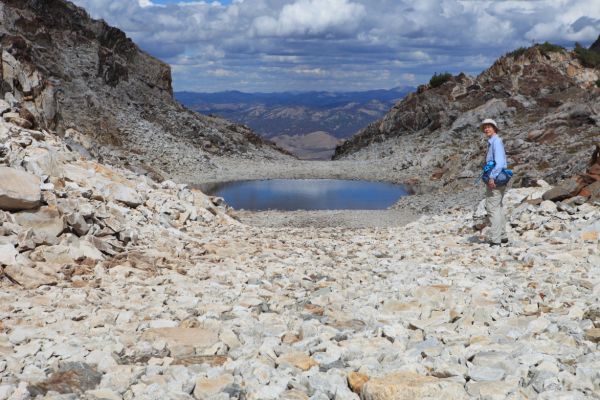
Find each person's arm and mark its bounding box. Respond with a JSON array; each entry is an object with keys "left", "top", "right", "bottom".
[{"left": 489, "top": 138, "right": 506, "bottom": 179}]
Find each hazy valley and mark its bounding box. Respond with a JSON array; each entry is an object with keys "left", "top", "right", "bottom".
[{"left": 176, "top": 88, "right": 413, "bottom": 159}]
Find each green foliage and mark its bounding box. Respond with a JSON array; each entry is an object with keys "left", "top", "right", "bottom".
[
  {"left": 505, "top": 47, "right": 528, "bottom": 59},
  {"left": 596, "top": 79, "right": 600, "bottom": 88},
  {"left": 505, "top": 42, "right": 565, "bottom": 59},
  {"left": 574, "top": 42, "right": 600, "bottom": 68},
  {"left": 429, "top": 72, "right": 452, "bottom": 88},
  {"left": 537, "top": 41, "right": 565, "bottom": 56}
]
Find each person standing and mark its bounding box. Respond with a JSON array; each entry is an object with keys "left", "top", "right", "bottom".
[{"left": 481, "top": 118, "right": 508, "bottom": 247}]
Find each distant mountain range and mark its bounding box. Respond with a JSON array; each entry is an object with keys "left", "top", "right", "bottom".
[{"left": 175, "top": 88, "right": 414, "bottom": 159}]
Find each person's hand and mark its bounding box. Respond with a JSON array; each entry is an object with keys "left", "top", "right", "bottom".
[{"left": 487, "top": 178, "right": 496, "bottom": 189}]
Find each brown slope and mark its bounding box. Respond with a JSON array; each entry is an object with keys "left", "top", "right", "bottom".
[{"left": 0, "top": 0, "right": 289, "bottom": 182}]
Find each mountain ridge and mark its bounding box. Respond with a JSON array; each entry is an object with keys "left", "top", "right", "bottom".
[
  {"left": 334, "top": 42, "right": 600, "bottom": 192},
  {"left": 0, "top": 0, "right": 290, "bottom": 183},
  {"left": 176, "top": 87, "right": 414, "bottom": 139}
]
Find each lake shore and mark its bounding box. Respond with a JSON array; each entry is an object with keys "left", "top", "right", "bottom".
[
  {"left": 235, "top": 209, "right": 419, "bottom": 228},
  {"left": 187, "top": 157, "right": 481, "bottom": 227}
]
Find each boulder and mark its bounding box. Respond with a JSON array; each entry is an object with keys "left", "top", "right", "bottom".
[
  {"left": 4, "top": 263, "right": 58, "bottom": 289},
  {"left": 193, "top": 374, "right": 234, "bottom": 400},
  {"left": 108, "top": 183, "right": 144, "bottom": 208},
  {"left": 0, "top": 243, "right": 18, "bottom": 266},
  {"left": 65, "top": 212, "right": 90, "bottom": 236},
  {"left": 29, "top": 245, "right": 75, "bottom": 264},
  {"left": 14, "top": 206, "right": 64, "bottom": 239},
  {"left": 140, "top": 327, "right": 219, "bottom": 358},
  {"left": 585, "top": 328, "right": 600, "bottom": 343},
  {"left": 276, "top": 352, "right": 318, "bottom": 371},
  {"left": 348, "top": 371, "right": 369, "bottom": 394},
  {"left": 0, "top": 100, "right": 10, "bottom": 115},
  {"left": 583, "top": 181, "right": 600, "bottom": 202},
  {"left": 24, "top": 147, "right": 64, "bottom": 178},
  {"left": 3, "top": 112, "right": 32, "bottom": 129},
  {"left": 362, "top": 372, "right": 468, "bottom": 400},
  {"left": 542, "top": 178, "right": 585, "bottom": 202},
  {"left": 0, "top": 167, "right": 41, "bottom": 211}
]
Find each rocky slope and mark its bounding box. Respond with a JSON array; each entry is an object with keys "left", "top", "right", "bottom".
[
  {"left": 0, "top": 0, "right": 289, "bottom": 183},
  {"left": 271, "top": 131, "right": 343, "bottom": 160},
  {"left": 1, "top": 113, "right": 599, "bottom": 399},
  {"left": 334, "top": 44, "right": 600, "bottom": 195}
]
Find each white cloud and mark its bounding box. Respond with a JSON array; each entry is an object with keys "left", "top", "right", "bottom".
[
  {"left": 71, "top": 0, "right": 600, "bottom": 92},
  {"left": 401, "top": 73, "right": 416, "bottom": 83},
  {"left": 209, "top": 68, "right": 237, "bottom": 77},
  {"left": 260, "top": 55, "right": 302, "bottom": 63},
  {"left": 292, "top": 67, "right": 326, "bottom": 76},
  {"left": 251, "top": 0, "right": 365, "bottom": 37},
  {"left": 138, "top": 0, "right": 153, "bottom": 8}
]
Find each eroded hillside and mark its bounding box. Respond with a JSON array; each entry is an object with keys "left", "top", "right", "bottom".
[
  {"left": 0, "top": 0, "right": 290, "bottom": 183},
  {"left": 334, "top": 44, "right": 600, "bottom": 190}
]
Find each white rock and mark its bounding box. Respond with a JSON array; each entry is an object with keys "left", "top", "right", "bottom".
[
  {"left": 468, "top": 365, "right": 505, "bottom": 382},
  {"left": 0, "top": 384, "right": 16, "bottom": 400},
  {"left": 0, "top": 244, "right": 17, "bottom": 266},
  {"left": 0, "top": 167, "right": 40, "bottom": 211},
  {"left": 8, "top": 327, "right": 36, "bottom": 345}
]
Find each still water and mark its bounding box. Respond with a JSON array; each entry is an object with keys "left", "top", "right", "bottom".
[{"left": 202, "top": 179, "right": 410, "bottom": 211}]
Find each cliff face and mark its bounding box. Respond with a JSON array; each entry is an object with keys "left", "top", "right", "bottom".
[
  {"left": 334, "top": 45, "right": 600, "bottom": 187},
  {"left": 0, "top": 0, "right": 288, "bottom": 183}
]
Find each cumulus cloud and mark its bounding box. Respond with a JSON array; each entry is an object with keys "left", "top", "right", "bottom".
[
  {"left": 71, "top": 0, "right": 600, "bottom": 92},
  {"left": 251, "top": 0, "right": 365, "bottom": 37}
]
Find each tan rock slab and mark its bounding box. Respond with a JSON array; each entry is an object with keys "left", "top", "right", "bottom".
[
  {"left": 585, "top": 328, "right": 600, "bottom": 343},
  {"left": 362, "top": 372, "right": 468, "bottom": 400},
  {"left": 193, "top": 374, "right": 234, "bottom": 400},
  {"left": 277, "top": 351, "right": 318, "bottom": 371},
  {"left": 141, "top": 327, "right": 219, "bottom": 358},
  {"left": 0, "top": 167, "right": 41, "bottom": 211},
  {"left": 581, "top": 231, "right": 599, "bottom": 242},
  {"left": 171, "top": 355, "right": 227, "bottom": 367},
  {"left": 348, "top": 371, "right": 369, "bottom": 394},
  {"left": 85, "top": 389, "right": 122, "bottom": 400},
  {"left": 3, "top": 113, "right": 32, "bottom": 129},
  {"left": 30, "top": 245, "right": 74, "bottom": 264},
  {"left": 280, "top": 390, "right": 310, "bottom": 400},
  {"left": 14, "top": 206, "right": 64, "bottom": 238},
  {"left": 380, "top": 300, "right": 421, "bottom": 318},
  {"left": 4, "top": 264, "right": 58, "bottom": 289}
]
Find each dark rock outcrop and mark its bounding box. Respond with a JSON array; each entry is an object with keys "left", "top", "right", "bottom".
[
  {"left": 543, "top": 142, "right": 600, "bottom": 202},
  {"left": 590, "top": 34, "right": 600, "bottom": 54},
  {"left": 0, "top": 0, "right": 289, "bottom": 182}
]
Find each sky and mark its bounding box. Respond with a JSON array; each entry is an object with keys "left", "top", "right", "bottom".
[{"left": 71, "top": 0, "right": 600, "bottom": 93}]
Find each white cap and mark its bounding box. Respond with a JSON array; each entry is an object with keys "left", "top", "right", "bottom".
[{"left": 480, "top": 118, "right": 499, "bottom": 132}]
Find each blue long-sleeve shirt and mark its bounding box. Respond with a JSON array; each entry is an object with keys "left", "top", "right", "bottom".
[{"left": 486, "top": 134, "right": 507, "bottom": 179}]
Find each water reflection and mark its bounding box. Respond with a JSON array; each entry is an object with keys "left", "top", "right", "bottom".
[{"left": 200, "top": 179, "right": 410, "bottom": 211}]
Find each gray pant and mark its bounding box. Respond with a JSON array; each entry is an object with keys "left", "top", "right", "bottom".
[{"left": 485, "top": 185, "right": 507, "bottom": 243}]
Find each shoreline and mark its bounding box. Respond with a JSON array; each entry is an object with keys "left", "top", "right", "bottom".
[
  {"left": 184, "top": 158, "right": 416, "bottom": 186},
  {"left": 184, "top": 157, "right": 481, "bottom": 227}
]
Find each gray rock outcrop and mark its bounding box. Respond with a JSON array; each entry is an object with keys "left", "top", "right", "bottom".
[
  {"left": 334, "top": 44, "right": 600, "bottom": 201},
  {"left": 0, "top": 0, "right": 290, "bottom": 183}
]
